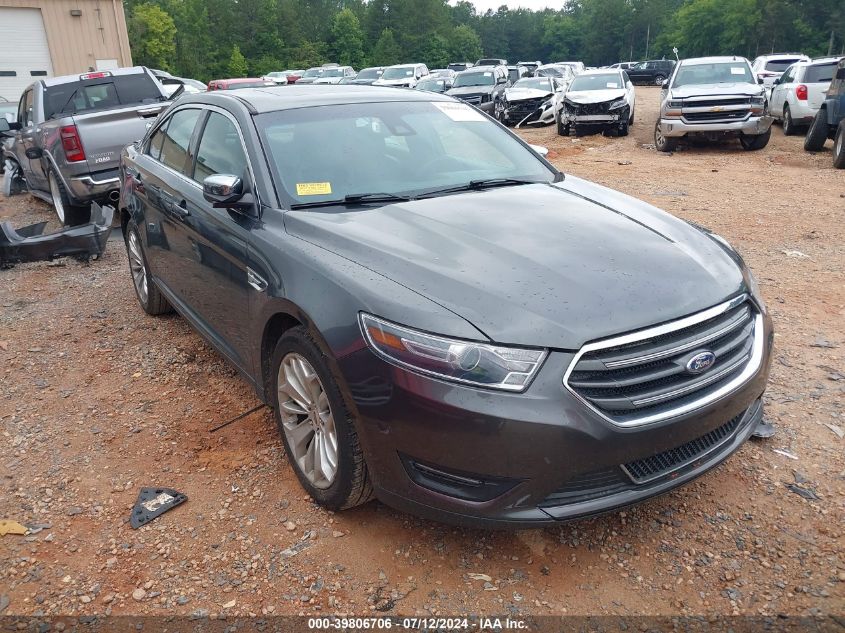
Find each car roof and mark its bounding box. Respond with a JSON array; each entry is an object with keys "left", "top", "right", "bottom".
[
  {"left": 756, "top": 53, "right": 809, "bottom": 60},
  {"left": 177, "top": 85, "right": 454, "bottom": 114},
  {"left": 680, "top": 56, "right": 750, "bottom": 66},
  {"left": 386, "top": 63, "right": 421, "bottom": 69}
]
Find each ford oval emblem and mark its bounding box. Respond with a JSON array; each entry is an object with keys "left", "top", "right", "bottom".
[{"left": 686, "top": 351, "right": 716, "bottom": 374}]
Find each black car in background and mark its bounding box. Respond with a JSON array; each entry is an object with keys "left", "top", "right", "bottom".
[
  {"left": 446, "top": 65, "right": 510, "bottom": 121},
  {"left": 627, "top": 59, "right": 676, "bottom": 85},
  {"left": 117, "top": 85, "right": 773, "bottom": 527}
]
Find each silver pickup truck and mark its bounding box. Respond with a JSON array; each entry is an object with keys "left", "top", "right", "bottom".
[
  {"left": 654, "top": 56, "right": 773, "bottom": 152},
  {"left": 1, "top": 67, "right": 174, "bottom": 225}
]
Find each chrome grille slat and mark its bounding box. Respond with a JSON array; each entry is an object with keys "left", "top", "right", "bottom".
[{"left": 563, "top": 295, "right": 762, "bottom": 427}]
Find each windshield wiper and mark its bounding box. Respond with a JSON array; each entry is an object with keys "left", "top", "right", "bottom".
[
  {"left": 417, "top": 178, "right": 544, "bottom": 199},
  {"left": 290, "top": 192, "right": 413, "bottom": 210}
]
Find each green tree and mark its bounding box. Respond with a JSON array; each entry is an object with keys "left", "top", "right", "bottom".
[
  {"left": 330, "top": 8, "right": 367, "bottom": 67},
  {"left": 419, "top": 33, "right": 449, "bottom": 68},
  {"left": 370, "top": 28, "right": 402, "bottom": 66},
  {"left": 228, "top": 45, "right": 248, "bottom": 77},
  {"left": 447, "top": 24, "right": 482, "bottom": 62},
  {"left": 128, "top": 3, "right": 177, "bottom": 71}
]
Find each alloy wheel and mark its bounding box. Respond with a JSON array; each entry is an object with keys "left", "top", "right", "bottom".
[
  {"left": 49, "top": 172, "right": 65, "bottom": 224},
  {"left": 654, "top": 75, "right": 665, "bottom": 86},
  {"left": 277, "top": 353, "right": 338, "bottom": 489},
  {"left": 494, "top": 99, "right": 505, "bottom": 121},
  {"left": 127, "top": 230, "right": 149, "bottom": 304}
]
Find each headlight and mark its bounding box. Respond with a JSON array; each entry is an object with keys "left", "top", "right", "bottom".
[
  {"left": 359, "top": 313, "right": 547, "bottom": 392},
  {"left": 745, "top": 267, "right": 765, "bottom": 310},
  {"left": 667, "top": 100, "right": 684, "bottom": 108},
  {"left": 541, "top": 98, "right": 553, "bottom": 108},
  {"left": 705, "top": 231, "right": 767, "bottom": 311},
  {"left": 608, "top": 98, "right": 627, "bottom": 109},
  {"left": 750, "top": 96, "right": 765, "bottom": 106}
]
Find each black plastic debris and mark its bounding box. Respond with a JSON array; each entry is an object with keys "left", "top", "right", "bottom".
[
  {"left": 785, "top": 483, "right": 820, "bottom": 501},
  {"left": 751, "top": 417, "right": 776, "bottom": 439},
  {"left": 130, "top": 487, "right": 187, "bottom": 529},
  {"left": 0, "top": 202, "right": 113, "bottom": 267}
]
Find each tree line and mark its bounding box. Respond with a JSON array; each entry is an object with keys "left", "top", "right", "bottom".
[{"left": 124, "top": 0, "right": 844, "bottom": 82}]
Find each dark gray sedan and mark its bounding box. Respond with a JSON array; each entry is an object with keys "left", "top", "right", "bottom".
[{"left": 117, "top": 86, "right": 773, "bottom": 527}]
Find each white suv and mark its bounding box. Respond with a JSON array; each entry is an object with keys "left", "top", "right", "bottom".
[
  {"left": 313, "top": 66, "right": 357, "bottom": 84},
  {"left": 373, "top": 63, "right": 429, "bottom": 88},
  {"left": 751, "top": 53, "right": 811, "bottom": 89},
  {"left": 768, "top": 57, "right": 843, "bottom": 135}
]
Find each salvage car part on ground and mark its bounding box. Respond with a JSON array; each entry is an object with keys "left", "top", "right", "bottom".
[
  {"left": 0, "top": 202, "right": 113, "bottom": 267},
  {"left": 129, "top": 487, "right": 188, "bottom": 529}
]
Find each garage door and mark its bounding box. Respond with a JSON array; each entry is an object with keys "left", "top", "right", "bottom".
[{"left": 0, "top": 7, "right": 54, "bottom": 102}]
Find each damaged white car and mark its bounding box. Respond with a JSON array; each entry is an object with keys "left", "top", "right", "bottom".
[
  {"left": 503, "top": 77, "right": 568, "bottom": 127},
  {"left": 557, "top": 68, "right": 636, "bottom": 137}
]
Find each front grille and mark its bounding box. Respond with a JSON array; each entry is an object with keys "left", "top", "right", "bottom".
[
  {"left": 566, "top": 297, "right": 757, "bottom": 425},
  {"left": 684, "top": 110, "right": 750, "bottom": 122},
  {"left": 507, "top": 97, "right": 545, "bottom": 118},
  {"left": 623, "top": 412, "right": 744, "bottom": 483},
  {"left": 459, "top": 95, "right": 483, "bottom": 105},
  {"left": 539, "top": 468, "right": 631, "bottom": 507},
  {"left": 684, "top": 98, "right": 750, "bottom": 108},
  {"left": 566, "top": 101, "right": 611, "bottom": 115}
]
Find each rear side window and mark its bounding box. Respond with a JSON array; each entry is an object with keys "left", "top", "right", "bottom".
[
  {"left": 159, "top": 109, "right": 201, "bottom": 174},
  {"left": 192, "top": 112, "right": 247, "bottom": 182},
  {"left": 804, "top": 63, "right": 836, "bottom": 83},
  {"left": 44, "top": 73, "right": 162, "bottom": 119}
]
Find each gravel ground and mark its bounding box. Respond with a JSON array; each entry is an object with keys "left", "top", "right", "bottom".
[{"left": 0, "top": 87, "right": 843, "bottom": 619}]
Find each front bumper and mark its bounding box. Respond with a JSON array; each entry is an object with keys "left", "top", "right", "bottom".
[
  {"left": 337, "top": 310, "right": 774, "bottom": 528},
  {"left": 658, "top": 115, "right": 773, "bottom": 137}
]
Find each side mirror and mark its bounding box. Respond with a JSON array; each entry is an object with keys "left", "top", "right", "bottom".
[
  {"left": 529, "top": 144, "right": 549, "bottom": 157},
  {"left": 203, "top": 174, "right": 247, "bottom": 208},
  {"left": 661, "top": 80, "right": 669, "bottom": 89},
  {"left": 757, "top": 76, "right": 764, "bottom": 85}
]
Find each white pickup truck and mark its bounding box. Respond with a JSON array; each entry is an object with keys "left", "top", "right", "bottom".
[{"left": 1, "top": 67, "right": 174, "bottom": 225}]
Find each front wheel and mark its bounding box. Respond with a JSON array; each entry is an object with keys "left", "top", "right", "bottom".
[
  {"left": 654, "top": 122, "right": 678, "bottom": 152},
  {"left": 617, "top": 120, "right": 629, "bottom": 137},
  {"left": 804, "top": 109, "right": 829, "bottom": 151},
  {"left": 48, "top": 169, "right": 89, "bottom": 226},
  {"left": 556, "top": 115, "right": 569, "bottom": 136},
  {"left": 2, "top": 160, "right": 26, "bottom": 197},
  {"left": 654, "top": 75, "right": 666, "bottom": 86},
  {"left": 271, "top": 327, "right": 374, "bottom": 510},
  {"left": 493, "top": 98, "right": 505, "bottom": 122},
  {"left": 833, "top": 120, "right": 845, "bottom": 169},
  {"left": 739, "top": 127, "right": 771, "bottom": 151}
]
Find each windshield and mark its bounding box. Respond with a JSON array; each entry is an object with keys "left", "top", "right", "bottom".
[
  {"left": 416, "top": 79, "right": 447, "bottom": 92},
  {"left": 303, "top": 68, "right": 323, "bottom": 78},
  {"left": 765, "top": 59, "right": 801, "bottom": 72},
  {"left": 258, "top": 101, "right": 555, "bottom": 206},
  {"left": 44, "top": 73, "right": 163, "bottom": 118},
  {"left": 537, "top": 66, "right": 565, "bottom": 78},
  {"left": 513, "top": 78, "right": 554, "bottom": 91},
  {"left": 267, "top": 72, "right": 284, "bottom": 78},
  {"left": 453, "top": 71, "right": 495, "bottom": 87},
  {"left": 673, "top": 62, "right": 754, "bottom": 87},
  {"left": 321, "top": 69, "right": 343, "bottom": 78},
  {"left": 383, "top": 67, "right": 414, "bottom": 80},
  {"left": 569, "top": 74, "right": 623, "bottom": 91},
  {"left": 358, "top": 68, "right": 381, "bottom": 79},
  {"left": 805, "top": 63, "right": 836, "bottom": 83}
]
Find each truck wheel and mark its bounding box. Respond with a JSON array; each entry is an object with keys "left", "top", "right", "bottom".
[
  {"left": 48, "top": 169, "right": 90, "bottom": 226},
  {"left": 653, "top": 75, "right": 666, "bottom": 86},
  {"left": 739, "top": 127, "right": 771, "bottom": 151},
  {"left": 654, "top": 122, "right": 677, "bottom": 152},
  {"left": 124, "top": 221, "right": 172, "bottom": 316},
  {"left": 803, "top": 109, "right": 828, "bottom": 151},
  {"left": 833, "top": 121, "right": 845, "bottom": 169},
  {"left": 782, "top": 105, "right": 797, "bottom": 136},
  {"left": 271, "top": 327, "right": 374, "bottom": 510}
]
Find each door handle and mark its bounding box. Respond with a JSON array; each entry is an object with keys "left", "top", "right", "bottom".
[{"left": 172, "top": 199, "right": 190, "bottom": 220}]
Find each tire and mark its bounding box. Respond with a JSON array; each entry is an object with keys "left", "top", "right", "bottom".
[
  {"left": 654, "top": 121, "right": 678, "bottom": 152},
  {"left": 618, "top": 120, "right": 629, "bottom": 137},
  {"left": 782, "top": 105, "right": 797, "bottom": 136},
  {"left": 833, "top": 121, "right": 845, "bottom": 169},
  {"left": 739, "top": 127, "right": 771, "bottom": 151},
  {"left": 3, "top": 160, "right": 26, "bottom": 197},
  {"left": 574, "top": 125, "right": 587, "bottom": 137},
  {"left": 556, "top": 115, "right": 569, "bottom": 136},
  {"left": 493, "top": 98, "right": 505, "bottom": 123},
  {"left": 48, "top": 169, "right": 90, "bottom": 226},
  {"left": 654, "top": 75, "right": 666, "bottom": 86},
  {"left": 628, "top": 107, "right": 635, "bottom": 125},
  {"left": 271, "top": 327, "right": 373, "bottom": 510},
  {"left": 804, "top": 108, "right": 829, "bottom": 151},
  {"left": 124, "top": 221, "right": 172, "bottom": 316}
]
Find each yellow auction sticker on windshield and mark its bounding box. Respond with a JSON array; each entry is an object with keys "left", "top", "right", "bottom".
[{"left": 296, "top": 182, "right": 332, "bottom": 196}]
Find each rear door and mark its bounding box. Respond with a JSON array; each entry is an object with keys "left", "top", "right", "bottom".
[
  {"left": 164, "top": 108, "right": 255, "bottom": 371},
  {"left": 769, "top": 65, "right": 794, "bottom": 116}
]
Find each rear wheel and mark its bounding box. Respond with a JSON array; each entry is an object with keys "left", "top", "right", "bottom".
[
  {"left": 804, "top": 108, "right": 829, "bottom": 151},
  {"left": 124, "top": 222, "right": 172, "bottom": 316},
  {"left": 833, "top": 120, "right": 845, "bottom": 169},
  {"left": 739, "top": 127, "right": 771, "bottom": 151},
  {"left": 782, "top": 104, "right": 797, "bottom": 136},
  {"left": 654, "top": 122, "right": 677, "bottom": 152},
  {"left": 653, "top": 74, "right": 666, "bottom": 86},
  {"left": 48, "top": 169, "right": 89, "bottom": 226},
  {"left": 271, "top": 327, "right": 373, "bottom": 510}
]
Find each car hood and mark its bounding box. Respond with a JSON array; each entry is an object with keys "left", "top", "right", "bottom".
[
  {"left": 283, "top": 178, "right": 745, "bottom": 349},
  {"left": 505, "top": 88, "right": 554, "bottom": 101},
  {"left": 565, "top": 88, "right": 626, "bottom": 104},
  {"left": 447, "top": 85, "right": 494, "bottom": 97},
  {"left": 670, "top": 83, "right": 762, "bottom": 99}
]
